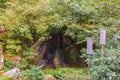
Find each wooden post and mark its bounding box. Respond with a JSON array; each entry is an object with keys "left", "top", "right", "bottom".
[
  {"left": 100, "top": 29, "right": 106, "bottom": 57},
  {"left": 88, "top": 54, "right": 91, "bottom": 73},
  {"left": 87, "top": 37, "right": 93, "bottom": 74},
  {"left": 101, "top": 44, "right": 104, "bottom": 58}
]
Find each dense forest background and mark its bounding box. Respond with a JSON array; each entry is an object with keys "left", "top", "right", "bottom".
[{"left": 0, "top": 0, "right": 120, "bottom": 80}]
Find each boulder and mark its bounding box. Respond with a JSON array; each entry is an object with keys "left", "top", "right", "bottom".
[
  {"left": 3, "top": 68, "right": 20, "bottom": 79},
  {"left": 44, "top": 75, "right": 56, "bottom": 80}
]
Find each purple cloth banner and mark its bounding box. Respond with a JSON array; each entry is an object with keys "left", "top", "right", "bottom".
[
  {"left": 100, "top": 29, "right": 106, "bottom": 45},
  {"left": 87, "top": 37, "right": 93, "bottom": 54}
]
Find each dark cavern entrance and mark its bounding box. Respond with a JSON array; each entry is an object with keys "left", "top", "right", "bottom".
[{"left": 34, "top": 28, "right": 86, "bottom": 68}]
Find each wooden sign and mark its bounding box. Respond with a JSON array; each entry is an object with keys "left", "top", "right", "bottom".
[
  {"left": 87, "top": 37, "right": 93, "bottom": 55},
  {"left": 100, "top": 29, "right": 106, "bottom": 45}
]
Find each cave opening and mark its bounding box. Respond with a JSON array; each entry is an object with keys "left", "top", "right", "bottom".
[{"left": 34, "top": 27, "right": 86, "bottom": 68}]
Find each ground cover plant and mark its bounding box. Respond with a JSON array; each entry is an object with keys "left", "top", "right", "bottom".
[{"left": 45, "top": 67, "right": 92, "bottom": 80}]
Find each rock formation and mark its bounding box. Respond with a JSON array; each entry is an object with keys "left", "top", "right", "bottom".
[
  {"left": 0, "top": 45, "right": 4, "bottom": 71},
  {"left": 3, "top": 68, "right": 20, "bottom": 79}
]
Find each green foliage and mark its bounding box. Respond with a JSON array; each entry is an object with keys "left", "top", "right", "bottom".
[
  {"left": 0, "top": 76, "right": 12, "bottom": 80},
  {"left": 21, "top": 66, "right": 44, "bottom": 80},
  {"left": 5, "top": 39, "right": 21, "bottom": 55},
  {"left": 0, "top": 0, "right": 9, "bottom": 8},
  {"left": 17, "top": 58, "right": 29, "bottom": 70},
  {"left": 4, "top": 59, "right": 13, "bottom": 71},
  {"left": 14, "top": 48, "right": 34, "bottom": 70},
  {"left": 0, "top": 1, "right": 120, "bottom": 80},
  {"left": 22, "top": 48, "right": 34, "bottom": 64},
  {"left": 0, "top": 0, "right": 120, "bottom": 53},
  {"left": 81, "top": 27, "right": 120, "bottom": 80},
  {"left": 90, "top": 48, "right": 120, "bottom": 80},
  {"left": 45, "top": 68, "right": 92, "bottom": 80}
]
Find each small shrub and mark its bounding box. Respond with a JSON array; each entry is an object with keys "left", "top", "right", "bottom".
[
  {"left": 4, "top": 59, "right": 13, "bottom": 71},
  {"left": 16, "top": 58, "right": 29, "bottom": 70},
  {"left": 90, "top": 49, "right": 120, "bottom": 80},
  {"left": 21, "top": 66, "right": 44, "bottom": 80}
]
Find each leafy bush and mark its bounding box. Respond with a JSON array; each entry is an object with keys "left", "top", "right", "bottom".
[
  {"left": 16, "top": 58, "right": 29, "bottom": 70},
  {"left": 80, "top": 28, "right": 120, "bottom": 80},
  {"left": 5, "top": 39, "right": 22, "bottom": 55},
  {"left": 4, "top": 59, "right": 13, "bottom": 71},
  {"left": 22, "top": 48, "right": 34, "bottom": 64},
  {"left": 21, "top": 66, "right": 44, "bottom": 80},
  {"left": 90, "top": 49, "right": 120, "bottom": 80}
]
